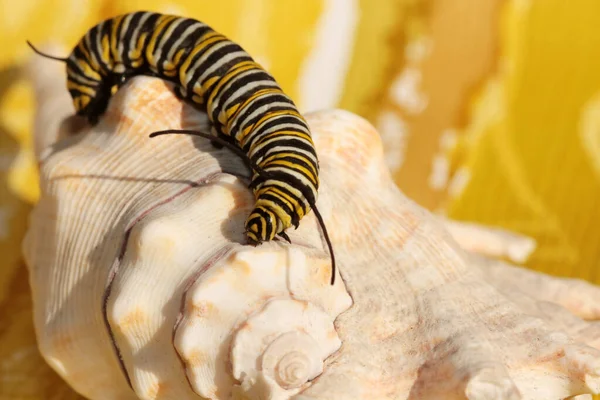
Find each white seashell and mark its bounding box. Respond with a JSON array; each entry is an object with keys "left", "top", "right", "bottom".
[{"left": 23, "top": 53, "right": 600, "bottom": 400}]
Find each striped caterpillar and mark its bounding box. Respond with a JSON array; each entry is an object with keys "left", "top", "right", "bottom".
[{"left": 28, "top": 11, "right": 336, "bottom": 284}]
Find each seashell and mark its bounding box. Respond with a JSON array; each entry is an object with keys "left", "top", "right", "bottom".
[{"left": 23, "top": 53, "right": 600, "bottom": 400}]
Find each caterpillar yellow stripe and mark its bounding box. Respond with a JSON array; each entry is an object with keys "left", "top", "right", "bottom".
[{"left": 28, "top": 11, "right": 336, "bottom": 285}]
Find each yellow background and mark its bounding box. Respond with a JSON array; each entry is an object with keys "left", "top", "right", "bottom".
[{"left": 1, "top": 0, "right": 599, "bottom": 398}]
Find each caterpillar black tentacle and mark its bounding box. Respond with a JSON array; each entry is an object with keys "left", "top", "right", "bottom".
[
  {"left": 149, "top": 129, "right": 262, "bottom": 173},
  {"left": 29, "top": 11, "right": 337, "bottom": 285},
  {"left": 26, "top": 41, "right": 69, "bottom": 62}
]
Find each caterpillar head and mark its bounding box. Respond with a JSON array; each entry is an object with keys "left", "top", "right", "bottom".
[{"left": 245, "top": 205, "right": 282, "bottom": 246}]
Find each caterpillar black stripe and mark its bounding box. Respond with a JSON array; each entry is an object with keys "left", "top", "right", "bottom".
[{"left": 28, "top": 11, "right": 337, "bottom": 284}]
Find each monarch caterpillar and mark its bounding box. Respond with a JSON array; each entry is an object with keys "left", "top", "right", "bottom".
[{"left": 28, "top": 11, "right": 336, "bottom": 284}]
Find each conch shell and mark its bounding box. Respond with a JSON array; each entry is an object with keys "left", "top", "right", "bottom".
[{"left": 23, "top": 55, "right": 600, "bottom": 400}]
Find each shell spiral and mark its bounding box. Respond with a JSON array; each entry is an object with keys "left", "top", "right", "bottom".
[{"left": 172, "top": 249, "right": 350, "bottom": 399}]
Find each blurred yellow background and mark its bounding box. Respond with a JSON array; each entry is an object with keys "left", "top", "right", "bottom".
[{"left": 1, "top": 0, "right": 600, "bottom": 398}]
